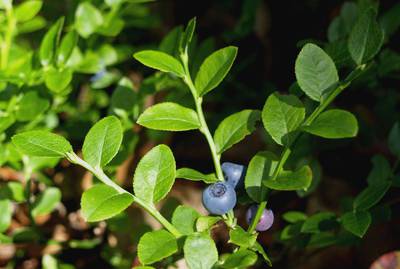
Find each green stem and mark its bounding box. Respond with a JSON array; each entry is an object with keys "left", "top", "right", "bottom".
[
  {"left": 248, "top": 201, "right": 267, "bottom": 233},
  {"left": 133, "top": 197, "right": 182, "bottom": 237},
  {"left": 181, "top": 53, "right": 224, "bottom": 181},
  {"left": 66, "top": 152, "right": 126, "bottom": 194},
  {"left": 247, "top": 68, "right": 363, "bottom": 233},
  {"left": 66, "top": 152, "right": 182, "bottom": 238},
  {"left": 1, "top": 5, "right": 16, "bottom": 70},
  {"left": 22, "top": 157, "right": 36, "bottom": 227}
]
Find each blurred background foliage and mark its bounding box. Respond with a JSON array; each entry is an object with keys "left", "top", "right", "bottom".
[{"left": 0, "top": 0, "right": 399, "bottom": 268}]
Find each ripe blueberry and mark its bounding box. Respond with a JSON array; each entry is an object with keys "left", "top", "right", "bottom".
[
  {"left": 202, "top": 182, "right": 237, "bottom": 215},
  {"left": 246, "top": 205, "right": 274, "bottom": 231},
  {"left": 222, "top": 162, "right": 246, "bottom": 189}
]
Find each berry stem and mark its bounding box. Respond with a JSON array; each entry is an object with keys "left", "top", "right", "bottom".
[{"left": 180, "top": 53, "right": 224, "bottom": 182}]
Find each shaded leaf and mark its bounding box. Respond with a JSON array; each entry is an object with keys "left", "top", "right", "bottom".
[{"left": 214, "top": 109, "right": 260, "bottom": 154}]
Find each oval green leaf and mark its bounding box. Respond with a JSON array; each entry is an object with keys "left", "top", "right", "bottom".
[
  {"left": 138, "top": 229, "right": 178, "bottom": 265},
  {"left": 12, "top": 130, "right": 72, "bottom": 157},
  {"left": 195, "top": 46, "right": 238, "bottom": 96},
  {"left": 214, "top": 109, "right": 260, "bottom": 154},
  {"left": 264, "top": 165, "right": 312, "bottom": 191},
  {"left": 341, "top": 211, "right": 371, "bottom": 238},
  {"left": 262, "top": 92, "right": 305, "bottom": 146},
  {"left": 31, "top": 187, "right": 61, "bottom": 217},
  {"left": 245, "top": 151, "right": 278, "bottom": 202},
  {"left": 15, "top": 0, "right": 42, "bottom": 22},
  {"left": 137, "top": 102, "right": 200, "bottom": 131},
  {"left": 348, "top": 8, "right": 384, "bottom": 65},
  {"left": 75, "top": 2, "right": 104, "bottom": 38},
  {"left": 171, "top": 205, "right": 200, "bottom": 235},
  {"left": 133, "top": 144, "right": 176, "bottom": 204},
  {"left": 39, "top": 17, "right": 64, "bottom": 66},
  {"left": 81, "top": 184, "right": 134, "bottom": 222},
  {"left": 295, "top": 43, "right": 339, "bottom": 102},
  {"left": 184, "top": 233, "right": 218, "bottom": 269},
  {"left": 176, "top": 168, "right": 218, "bottom": 184},
  {"left": 133, "top": 50, "right": 185, "bottom": 77},
  {"left": 302, "top": 109, "right": 358, "bottom": 139},
  {"left": 82, "top": 116, "right": 123, "bottom": 168}
]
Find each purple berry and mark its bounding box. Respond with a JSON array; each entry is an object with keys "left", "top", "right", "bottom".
[
  {"left": 221, "top": 162, "right": 246, "bottom": 189},
  {"left": 202, "top": 182, "right": 237, "bottom": 215},
  {"left": 246, "top": 205, "right": 274, "bottom": 231}
]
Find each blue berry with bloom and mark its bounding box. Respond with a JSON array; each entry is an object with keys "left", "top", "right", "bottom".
[
  {"left": 222, "top": 162, "right": 246, "bottom": 189},
  {"left": 202, "top": 182, "right": 237, "bottom": 215}
]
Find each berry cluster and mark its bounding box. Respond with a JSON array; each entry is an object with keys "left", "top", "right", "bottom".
[{"left": 202, "top": 162, "right": 274, "bottom": 232}]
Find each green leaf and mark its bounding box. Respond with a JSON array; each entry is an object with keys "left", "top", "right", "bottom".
[
  {"left": 0, "top": 199, "right": 12, "bottom": 233},
  {"left": 308, "top": 232, "right": 338, "bottom": 248},
  {"left": 229, "top": 226, "right": 257, "bottom": 248},
  {"left": 81, "top": 184, "right": 134, "bottom": 222},
  {"left": 16, "top": 91, "right": 50, "bottom": 122},
  {"left": 184, "top": 233, "right": 218, "bottom": 269},
  {"left": 327, "top": 2, "right": 358, "bottom": 42},
  {"left": 31, "top": 187, "right": 61, "bottom": 217},
  {"left": 354, "top": 181, "right": 391, "bottom": 211},
  {"left": 75, "top": 2, "right": 104, "bottom": 38},
  {"left": 18, "top": 16, "right": 46, "bottom": 34},
  {"left": 341, "top": 211, "right": 371, "bottom": 238},
  {"left": 171, "top": 205, "right": 200, "bottom": 235},
  {"left": 367, "top": 155, "right": 392, "bottom": 185},
  {"left": 262, "top": 92, "right": 305, "bottom": 146},
  {"left": 42, "top": 254, "right": 58, "bottom": 269},
  {"left": 295, "top": 43, "right": 339, "bottom": 102},
  {"left": 12, "top": 131, "right": 72, "bottom": 157},
  {"left": 252, "top": 242, "right": 272, "bottom": 266},
  {"left": 388, "top": 122, "right": 400, "bottom": 157},
  {"left": 245, "top": 151, "right": 278, "bottom": 202},
  {"left": 110, "top": 77, "right": 137, "bottom": 112},
  {"left": 0, "top": 182, "right": 25, "bottom": 202},
  {"left": 57, "top": 31, "right": 78, "bottom": 65},
  {"left": 302, "top": 109, "right": 358, "bottom": 139},
  {"left": 15, "top": 0, "right": 42, "bottom": 22},
  {"left": 264, "top": 165, "right": 312, "bottom": 191},
  {"left": 180, "top": 17, "right": 196, "bottom": 53},
  {"left": 214, "top": 109, "right": 260, "bottom": 154},
  {"left": 44, "top": 67, "right": 73, "bottom": 93},
  {"left": 380, "top": 3, "right": 400, "bottom": 38},
  {"left": 82, "top": 116, "right": 123, "bottom": 168},
  {"left": 159, "top": 26, "right": 182, "bottom": 56},
  {"left": 282, "top": 211, "right": 307, "bottom": 223},
  {"left": 194, "top": 46, "right": 238, "bottom": 96},
  {"left": 176, "top": 168, "right": 218, "bottom": 184},
  {"left": 196, "top": 216, "right": 221, "bottom": 232},
  {"left": 39, "top": 17, "right": 64, "bottom": 66},
  {"left": 138, "top": 229, "right": 178, "bottom": 265},
  {"left": 221, "top": 249, "right": 258, "bottom": 269},
  {"left": 137, "top": 102, "right": 200, "bottom": 131},
  {"left": 348, "top": 8, "right": 384, "bottom": 65},
  {"left": 133, "top": 50, "right": 185, "bottom": 77},
  {"left": 133, "top": 145, "right": 176, "bottom": 204},
  {"left": 0, "top": 233, "right": 12, "bottom": 244},
  {"left": 301, "top": 212, "right": 337, "bottom": 233},
  {"left": 0, "top": 116, "right": 15, "bottom": 133}
]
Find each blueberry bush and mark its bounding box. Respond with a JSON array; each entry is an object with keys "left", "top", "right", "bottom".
[{"left": 1, "top": 0, "right": 400, "bottom": 268}]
